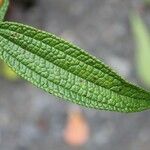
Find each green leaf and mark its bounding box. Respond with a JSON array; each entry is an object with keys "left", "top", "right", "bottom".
[
  {"left": 0, "top": 22, "right": 150, "bottom": 113},
  {"left": 0, "top": 0, "right": 9, "bottom": 21},
  {"left": 0, "top": 1, "right": 17, "bottom": 81},
  {"left": 130, "top": 12, "right": 150, "bottom": 87}
]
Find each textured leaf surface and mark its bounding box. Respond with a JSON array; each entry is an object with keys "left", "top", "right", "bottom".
[
  {"left": 0, "top": 22, "right": 150, "bottom": 112},
  {"left": 0, "top": 0, "right": 9, "bottom": 21}
]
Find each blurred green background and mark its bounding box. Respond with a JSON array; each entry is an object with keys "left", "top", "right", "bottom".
[{"left": 0, "top": 0, "right": 150, "bottom": 150}]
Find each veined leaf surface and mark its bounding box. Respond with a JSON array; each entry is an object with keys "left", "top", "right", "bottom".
[{"left": 0, "top": 21, "right": 150, "bottom": 112}]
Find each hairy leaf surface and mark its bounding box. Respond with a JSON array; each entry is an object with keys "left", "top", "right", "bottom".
[{"left": 0, "top": 22, "right": 150, "bottom": 112}]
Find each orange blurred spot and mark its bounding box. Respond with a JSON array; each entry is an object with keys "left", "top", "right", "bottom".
[
  {"left": 64, "top": 110, "right": 89, "bottom": 146},
  {"left": 0, "top": 0, "right": 3, "bottom": 6}
]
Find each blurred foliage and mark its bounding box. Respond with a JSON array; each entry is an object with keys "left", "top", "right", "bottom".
[
  {"left": 0, "top": 61, "right": 18, "bottom": 80},
  {"left": 130, "top": 12, "right": 150, "bottom": 87},
  {"left": 144, "top": 0, "right": 150, "bottom": 5}
]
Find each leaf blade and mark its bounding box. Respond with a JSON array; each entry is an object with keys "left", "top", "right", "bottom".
[{"left": 0, "top": 21, "right": 150, "bottom": 112}]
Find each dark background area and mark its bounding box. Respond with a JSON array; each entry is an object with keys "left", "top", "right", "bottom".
[{"left": 0, "top": 0, "right": 150, "bottom": 150}]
